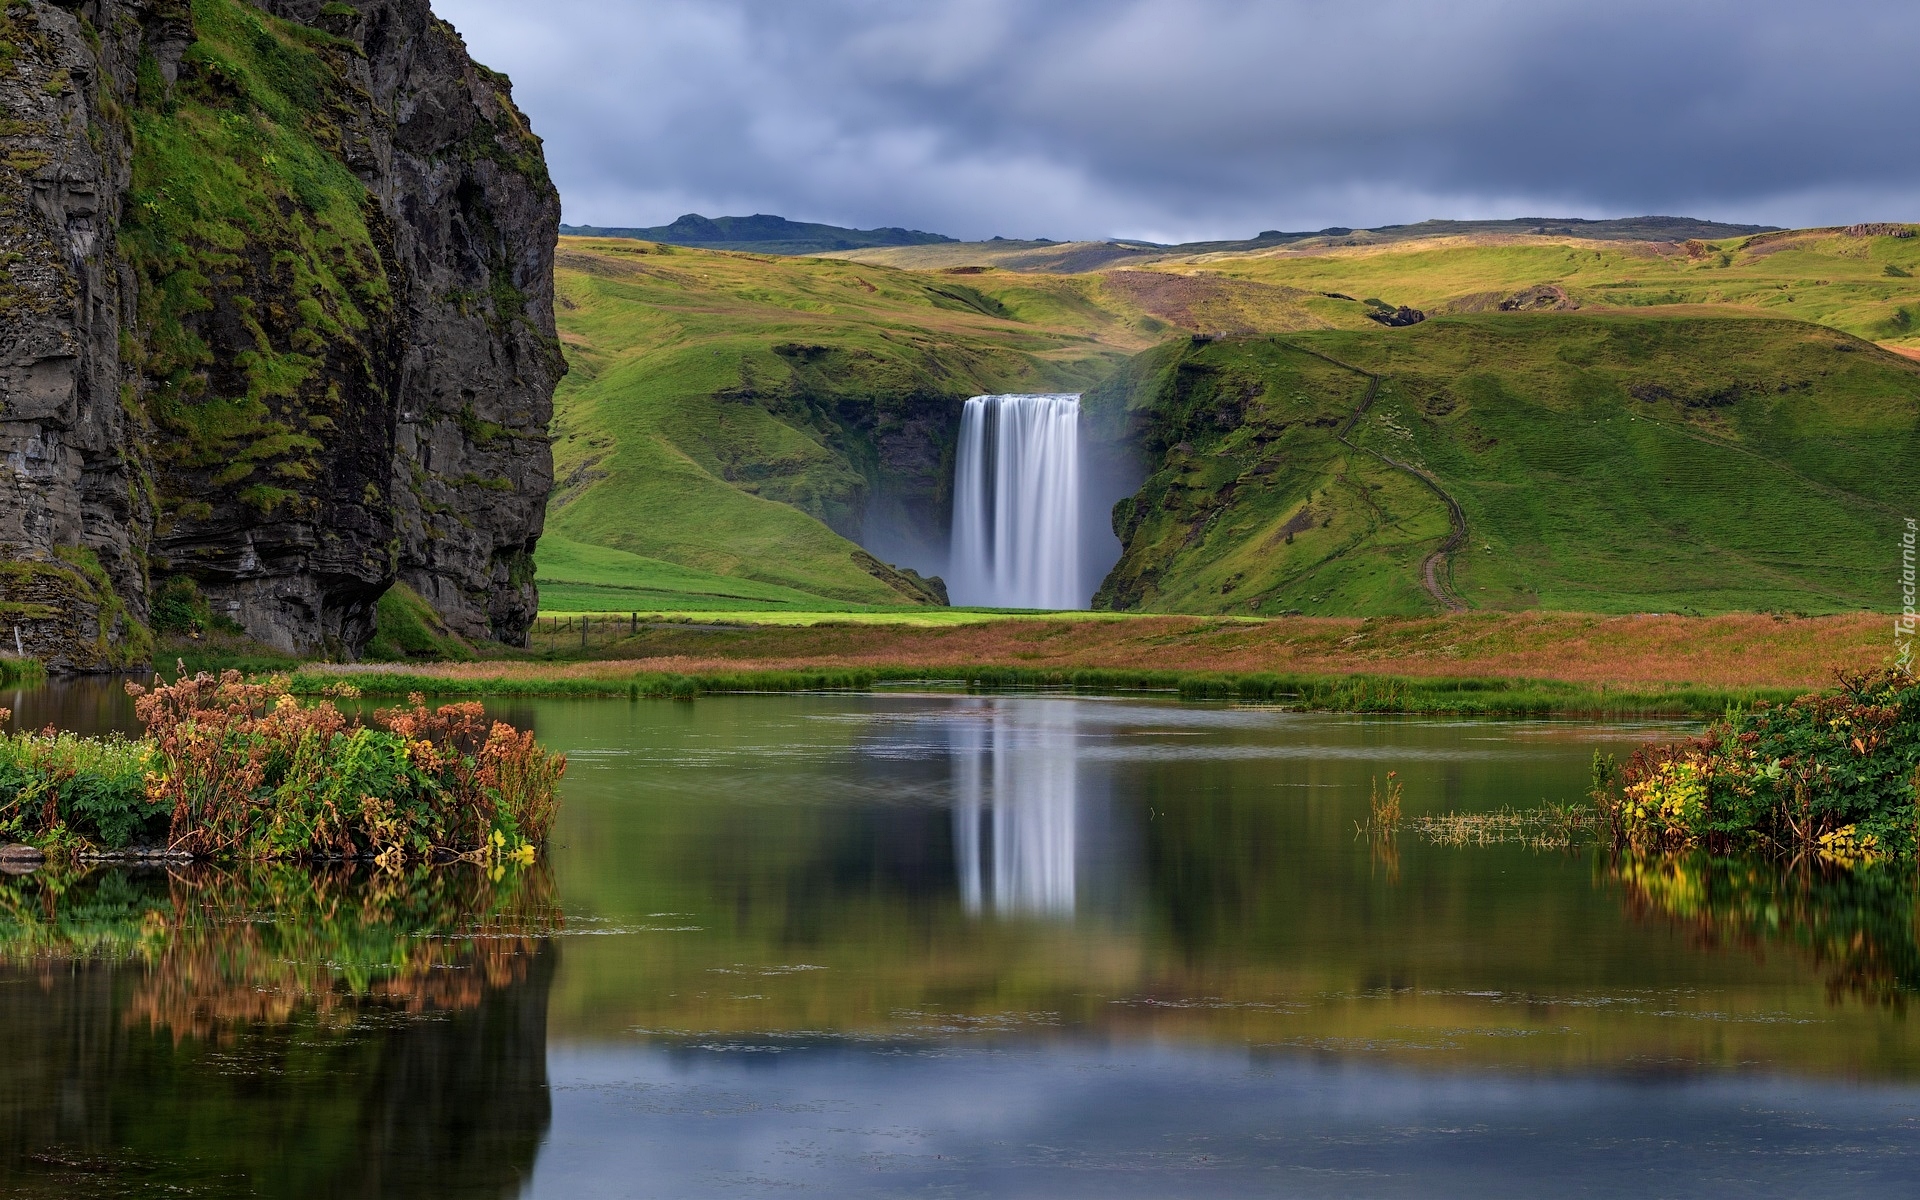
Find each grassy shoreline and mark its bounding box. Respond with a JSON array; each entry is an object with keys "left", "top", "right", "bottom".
[{"left": 283, "top": 664, "right": 1798, "bottom": 718}]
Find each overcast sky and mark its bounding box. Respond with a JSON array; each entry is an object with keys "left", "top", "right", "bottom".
[{"left": 434, "top": 0, "right": 1920, "bottom": 244}]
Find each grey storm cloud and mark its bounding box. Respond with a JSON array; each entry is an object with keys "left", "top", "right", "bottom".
[{"left": 433, "top": 0, "right": 1920, "bottom": 242}]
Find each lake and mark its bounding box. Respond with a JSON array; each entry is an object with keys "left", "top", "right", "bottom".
[{"left": 4, "top": 689, "right": 1919, "bottom": 1197}]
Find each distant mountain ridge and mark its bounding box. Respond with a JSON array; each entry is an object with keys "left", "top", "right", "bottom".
[
  {"left": 1183, "top": 215, "right": 1782, "bottom": 252},
  {"left": 828, "top": 216, "right": 1792, "bottom": 273},
  {"left": 565, "top": 213, "right": 1784, "bottom": 263},
  {"left": 560, "top": 213, "right": 957, "bottom": 255}
]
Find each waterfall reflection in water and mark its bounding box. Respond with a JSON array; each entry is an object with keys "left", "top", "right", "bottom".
[{"left": 952, "top": 700, "right": 1080, "bottom": 916}]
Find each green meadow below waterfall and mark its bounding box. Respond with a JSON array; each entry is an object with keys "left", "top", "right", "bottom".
[{"left": 531, "top": 536, "right": 850, "bottom": 613}]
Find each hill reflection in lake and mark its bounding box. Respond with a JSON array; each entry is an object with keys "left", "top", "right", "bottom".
[{"left": 0, "top": 863, "right": 558, "bottom": 1198}]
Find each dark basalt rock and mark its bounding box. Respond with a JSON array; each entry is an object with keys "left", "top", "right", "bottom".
[
  {"left": 0, "top": 1, "right": 149, "bottom": 670},
  {"left": 1366, "top": 305, "right": 1428, "bottom": 328},
  {"left": 0, "top": 0, "right": 560, "bottom": 665}
]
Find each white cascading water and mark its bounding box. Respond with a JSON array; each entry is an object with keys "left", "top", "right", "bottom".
[
  {"left": 949, "top": 394, "right": 1083, "bottom": 609},
  {"left": 953, "top": 700, "right": 1078, "bottom": 916}
]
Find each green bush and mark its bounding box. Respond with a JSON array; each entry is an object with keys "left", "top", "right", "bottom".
[
  {"left": 149, "top": 575, "right": 244, "bottom": 638},
  {"left": 1605, "top": 670, "right": 1920, "bottom": 861},
  {"left": 0, "top": 731, "right": 155, "bottom": 849}
]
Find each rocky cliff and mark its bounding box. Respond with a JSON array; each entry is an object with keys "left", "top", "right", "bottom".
[{"left": 0, "top": 0, "right": 559, "bottom": 667}]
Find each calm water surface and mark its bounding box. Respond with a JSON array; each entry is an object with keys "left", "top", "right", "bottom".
[{"left": 5, "top": 689, "right": 1920, "bottom": 1197}]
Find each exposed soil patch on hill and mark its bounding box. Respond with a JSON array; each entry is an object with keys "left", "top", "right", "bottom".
[
  {"left": 1264, "top": 505, "right": 1320, "bottom": 547},
  {"left": 1100, "top": 271, "right": 1322, "bottom": 334},
  {"left": 1500, "top": 285, "right": 1574, "bottom": 311}
]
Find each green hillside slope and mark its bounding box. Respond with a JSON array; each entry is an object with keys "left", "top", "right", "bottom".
[
  {"left": 1098, "top": 316, "right": 1920, "bottom": 616},
  {"left": 532, "top": 536, "right": 852, "bottom": 612}
]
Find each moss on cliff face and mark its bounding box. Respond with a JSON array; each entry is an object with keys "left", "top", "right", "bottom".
[
  {"left": 0, "top": 549, "right": 152, "bottom": 670},
  {"left": 124, "top": 0, "right": 397, "bottom": 551},
  {"left": 0, "top": 0, "right": 155, "bottom": 670},
  {"left": 0, "top": 0, "right": 560, "bottom": 667}
]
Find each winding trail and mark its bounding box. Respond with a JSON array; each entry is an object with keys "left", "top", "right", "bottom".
[{"left": 1282, "top": 342, "right": 1471, "bottom": 612}]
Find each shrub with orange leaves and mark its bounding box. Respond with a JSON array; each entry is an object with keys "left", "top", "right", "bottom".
[
  {"left": 114, "top": 673, "right": 565, "bottom": 862},
  {"left": 371, "top": 694, "right": 566, "bottom": 854}
]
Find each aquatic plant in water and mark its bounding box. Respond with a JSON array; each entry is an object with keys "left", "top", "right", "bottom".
[
  {"left": 0, "top": 672, "right": 563, "bottom": 862},
  {"left": 1367, "top": 771, "right": 1404, "bottom": 831}
]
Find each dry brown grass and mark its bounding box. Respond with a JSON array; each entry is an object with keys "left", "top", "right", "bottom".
[
  {"left": 345, "top": 611, "right": 1891, "bottom": 692},
  {"left": 1413, "top": 806, "right": 1599, "bottom": 850}
]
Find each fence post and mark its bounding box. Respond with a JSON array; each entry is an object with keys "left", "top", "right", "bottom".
[{"left": 582, "top": 615, "right": 589, "bottom": 649}]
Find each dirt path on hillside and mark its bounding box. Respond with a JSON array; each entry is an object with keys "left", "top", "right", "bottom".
[{"left": 1286, "top": 344, "right": 1471, "bottom": 611}]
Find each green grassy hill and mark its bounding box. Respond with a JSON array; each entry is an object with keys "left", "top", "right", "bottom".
[
  {"left": 545, "top": 238, "right": 1152, "bottom": 609},
  {"left": 1098, "top": 316, "right": 1920, "bottom": 616},
  {"left": 1189, "top": 226, "right": 1920, "bottom": 353},
  {"left": 542, "top": 227, "right": 1920, "bottom": 620},
  {"left": 533, "top": 536, "right": 856, "bottom": 612}
]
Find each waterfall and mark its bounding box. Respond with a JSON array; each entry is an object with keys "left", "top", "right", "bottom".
[{"left": 949, "top": 394, "right": 1083, "bottom": 610}]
